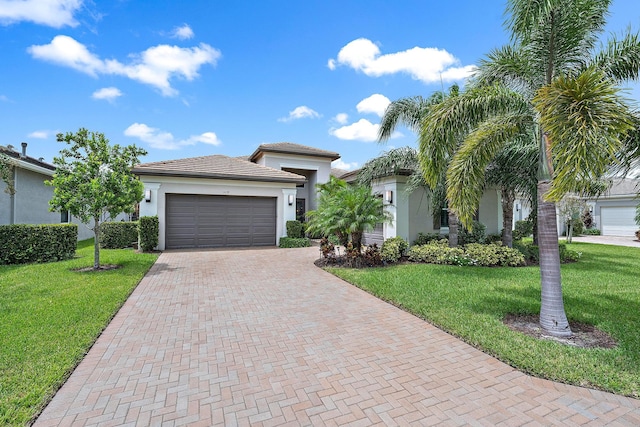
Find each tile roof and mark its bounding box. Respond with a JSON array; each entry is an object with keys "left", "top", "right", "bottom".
[
  {"left": 0, "top": 145, "right": 55, "bottom": 171},
  {"left": 133, "top": 154, "right": 306, "bottom": 183},
  {"left": 249, "top": 142, "right": 340, "bottom": 162}
]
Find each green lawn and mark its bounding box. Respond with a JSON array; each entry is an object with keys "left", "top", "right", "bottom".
[
  {"left": 327, "top": 242, "right": 640, "bottom": 397},
  {"left": 0, "top": 240, "right": 158, "bottom": 426}
]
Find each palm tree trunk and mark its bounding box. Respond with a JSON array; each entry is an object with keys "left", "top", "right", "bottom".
[
  {"left": 448, "top": 211, "right": 458, "bottom": 247},
  {"left": 351, "top": 231, "right": 363, "bottom": 252},
  {"left": 501, "top": 188, "right": 514, "bottom": 247},
  {"left": 537, "top": 180, "right": 571, "bottom": 337}
]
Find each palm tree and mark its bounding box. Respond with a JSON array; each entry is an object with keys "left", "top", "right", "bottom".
[
  {"left": 420, "top": 0, "right": 640, "bottom": 336},
  {"left": 306, "top": 178, "right": 391, "bottom": 251},
  {"left": 378, "top": 86, "right": 461, "bottom": 247}
]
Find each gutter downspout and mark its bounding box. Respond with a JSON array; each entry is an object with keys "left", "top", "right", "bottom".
[{"left": 9, "top": 166, "right": 16, "bottom": 224}]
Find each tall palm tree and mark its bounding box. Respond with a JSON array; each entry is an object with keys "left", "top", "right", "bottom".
[
  {"left": 378, "top": 86, "right": 461, "bottom": 247},
  {"left": 420, "top": 0, "right": 640, "bottom": 336}
]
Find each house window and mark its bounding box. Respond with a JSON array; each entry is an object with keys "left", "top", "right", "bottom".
[
  {"left": 296, "top": 199, "right": 306, "bottom": 222},
  {"left": 61, "top": 210, "right": 70, "bottom": 223},
  {"left": 440, "top": 207, "right": 449, "bottom": 227}
]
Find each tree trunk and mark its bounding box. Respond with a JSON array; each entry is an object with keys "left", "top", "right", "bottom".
[
  {"left": 537, "top": 180, "right": 571, "bottom": 337},
  {"left": 567, "top": 221, "right": 573, "bottom": 244},
  {"left": 501, "top": 188, "right": 514, "bottom": 247},
  {"left": 448, "top": 211, "right": 458, "bottom": 247},
  {"left": 93, "top": 216, "right": 100, "bottom": 270},
  {"left": 351, "top": 231, "right": 363, "bottom": 252}
]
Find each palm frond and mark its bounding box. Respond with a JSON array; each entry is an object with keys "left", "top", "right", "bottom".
[{"left": 593, "top": 29, "right": 640, "bottom": 82}]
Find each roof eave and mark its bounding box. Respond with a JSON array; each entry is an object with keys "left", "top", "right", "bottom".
[{"left": 133, "top": 169, "right": 305, "bottom": 184}]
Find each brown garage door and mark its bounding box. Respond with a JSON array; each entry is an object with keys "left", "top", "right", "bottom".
[{"left": 166, "top": 194, "right": 276, "bottom": 249}]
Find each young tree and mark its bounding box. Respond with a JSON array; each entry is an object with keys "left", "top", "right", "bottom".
[
  {"left": 47, "top": 128, "right": 147, "bottom": 269},
  {"left": 0, "top": 153, "right": 16, "bottom": 196}
]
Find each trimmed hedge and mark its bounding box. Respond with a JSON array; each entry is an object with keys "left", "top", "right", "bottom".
[
  {"left": 381, "top": 236, "right": 408, "bottom": 263},
  {"left": 99, "top": 221, "right": 138, "bottom": 249},
  {"left": 286, "top": 220, "right": 304, "bottom": 238},
  {"left": 582, "top": 228, "right": 601, "bottom": 235},
  {"left": 279, "top": 237, "right": 311, "bottom": 248},
  {"left": 513, "top": 219, "right": 533, "bottom": 240},
  {"left": 412, "top": 232, "right": 442, "bottom": 246},
  {"left": 512, "top": 241, "right": 581, "bottom": 263},
  {"left": 407, "top": 240, "right": 525, "bottom": 267},
  {"left": 139, "top": 216, "right": 159, "bottom": 252},
  {"left": 0, "top": 223, "right": 77, "bottom": 265}
]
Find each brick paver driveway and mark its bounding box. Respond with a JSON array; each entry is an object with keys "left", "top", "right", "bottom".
[{"left": 36, "top": 247, "right": 640, "bottom": 426}]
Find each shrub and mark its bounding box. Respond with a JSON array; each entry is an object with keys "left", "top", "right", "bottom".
[
  {"left": 362, "top": 243, "right": 383, "bottom": 266},
  {"left": 581, "top": 208, "right": 593, "bottom": 229},
  {"left": 328, "top": 234, "right": 341, "bottom": 246},
  {"left": 513, "top": 219, "right": 534, "bottom": 240},
  {"left": 463, "top": 243, "right": 526, "bottom": 267},
  {"left": 513, "top": 241, "right": 581, "bottom": 264},
  {"left": 99, "top": 221, "right": 138, "bottom": 249},
  {"left": 408, "top": 240, "right": 469, "bottom": 265},
  {"left": 286, "top": 220, "right": 304, "bottom": 238},
  {"left": 320, "top": 237, "right": 335, "bottom": 259},
  {"left": 0, "top": 224, "right": 77, "bottom": 265},
  {"left": 485, "top": 233, "right": 503, "bottom": 244},
  {"left": 279, "top": 237, "right": 311, "bottom": 248},
  {"left": 458, "top": 220, "right": 486, "bottom": 245},
  {"left": 139, "top": 216, "right": 159, "bottom": 252},
  {"left": 582, "top": 228, "right": 601, "bottom": 235},
  {"left": 412, "top": 232, "right": 442, "bottom": 246},
  {"left": 380, "top": 237, "right": 408, "bottom": 263}
]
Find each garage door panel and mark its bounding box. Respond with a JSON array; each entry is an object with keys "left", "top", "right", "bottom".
[
  {"left": 166, "top": 194, "right": 276, "bottom": 249},
  {"left": 601, "top": 206, "right": 636, "bottom": 236}
]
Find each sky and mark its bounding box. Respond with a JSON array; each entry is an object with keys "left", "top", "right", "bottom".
[{"left": 1, "top": 0, "right": 640, "bottom": 171}]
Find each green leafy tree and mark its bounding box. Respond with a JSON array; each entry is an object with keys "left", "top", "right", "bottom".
[
  {"left": 0, "top": 153, "right": 16, "bottom": 196},
  {"left": 420, "top": 0, "right": 640, "bottom": 336},
  {"left": 307, "top": 177, "right": 391, "bottom": 251},
  {"left": 47, "top": 128, "right": 147, "bottom": 269}
]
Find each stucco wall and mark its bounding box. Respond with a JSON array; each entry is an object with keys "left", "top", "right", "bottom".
[
  {"left": 139, "top": 175, "right": 297, "bottom": 250},
  {"left": 13, "top": 168, "right": 59, "bottom": 225},
  {"left": 478, "top": 188, "right": 501, "bottom": 235},
  {"left": 0, "top": 181, "right": 10, "bottom": 224}
]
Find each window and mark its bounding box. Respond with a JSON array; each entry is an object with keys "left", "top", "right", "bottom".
[
  {"left": 440, "top": 206, "right": 449, "bottom": 228},
  {"left": 61, "top": 210, "right": 70, "bottom": 223}
]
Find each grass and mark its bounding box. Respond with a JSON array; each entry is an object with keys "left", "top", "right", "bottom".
[
  {"left": 0, "top": 239, "right": 158, "bottom": 426},
  {"left": 327, "top": 242, "right": 640, "bottom": 397}
]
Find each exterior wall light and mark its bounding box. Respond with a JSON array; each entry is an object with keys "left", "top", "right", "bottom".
[
  {"left": 385, "top": 190, "right": 393, "bottom": 204},
  {"left": 144, "top": 189, "right": 152, "bottom": 203},
  {"left": 288, "top": 194, "right": 294, "bottom": 206}
]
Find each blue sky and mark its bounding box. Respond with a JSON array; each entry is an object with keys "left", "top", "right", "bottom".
[{"left": 1, "top": 0, "right": 640, "bottom": 171}]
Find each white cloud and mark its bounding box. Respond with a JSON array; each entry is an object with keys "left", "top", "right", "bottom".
[
  {"left": 333, "top": 113, "right": 348, "bottom": 124},
  {"left": 0, "top": 0, "right": 82, "bottom": 28},
  {"left": 329, "top": 118, "right": 402, "bottom": 142},
  {"left": 356, "top": 94, "right": 390, "bottom": 117},
  {"left": 92, "top": 86, "right": 122, "bottom": 101},
  {"left": 124, "top": 123, "right": 220, "bottom": 150},
  {"left": 332, "top": 159, "right": 358, "bottom": 171},
  {"left": 171, "top": 24, "right": 194, "bottom": 40},
  {"left": 329, "top": 38, "right": 476, "bottom": 84},
  {"left": 278, "top": 105, "right": 321, "bottom": 122},
  {"left": 28, "top": 35, "right": 221, "bottom": 96},
  {"left": 28, "top": 130, "right": 51, "bottom": 139}
]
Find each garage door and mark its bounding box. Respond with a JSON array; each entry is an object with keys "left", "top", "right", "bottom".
[
  {"left": 166, "top": 194, "right": 276, "bottom": 249},
  {"left": 601, "top": 206, "right": 637, "bottom": 236}
]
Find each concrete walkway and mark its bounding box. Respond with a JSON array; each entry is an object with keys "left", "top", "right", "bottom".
[
  {"left": 569, "top": 235, "right": 640, "bottom": 248},
  {"left": 35, "top": 247, "right": 640, "bottom": 426}
]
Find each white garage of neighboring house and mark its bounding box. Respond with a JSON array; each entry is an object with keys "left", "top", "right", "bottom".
[
  {"left": 588, "top": 178, "right": 640, "bottom": 237},
  {"left": 133, "top": 142, "right": 339, "bottom": 250}
]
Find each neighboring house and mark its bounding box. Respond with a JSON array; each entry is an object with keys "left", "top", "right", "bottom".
[
  {"left": 339, "top": 169, "right": 503, "bottom": 246},
  {"left": 584, "top": 176, "right": 639, "bottom": 236},
  {"left": 0, "top": 143, "right": 123, "bottom": 241},
  {"left": 134, "top": 142, "right": 339, "bottom": 250}
]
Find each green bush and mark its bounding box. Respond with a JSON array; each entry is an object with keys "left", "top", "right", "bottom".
[
  {"left": 569, "top": 217, "right": 584, "bottom": 235},
  {"left": 286, "top": 220, "right": 304, "bottom": 238},
  {"left": 513, "top": 219, "right": 534, "bottom": 240},
  {"left": 139, "top": 216, "right": 159, "bottom": 252},
  {"left": 582, "top": 228, "right": 601, "bottom": 235},
  {"left": 412, "top": 232, "right": 442, "bottom": 246},
  {"left": 463, "top": 243, "right": 526, "bottom": 267},
  {"left": 0, "top": 224, "right": 77, "bottom": 265},
  {"left": 381, "top": 236, "right": 408, "bottom": 263},
  {"left": 513, "top": 241, "right": 581, "bottom": 264},
  {"left": 408, "top": 240, "right": 470, "bottom": 265},
  {"left": 99, "top": 221, "right": 138, "bottom": 249},
  {"left": 279, "top": 237, "right": 311, "bottom": 248},
  {"left": 458, "top": 220, "right": 486, "bottom": 245},
  {"left": 485, "top": 233, "right": 503, "bottom": 244}
]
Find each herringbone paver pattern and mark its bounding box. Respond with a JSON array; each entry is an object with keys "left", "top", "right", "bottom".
[{"left": 35, "top": 247, "right": 640, "bottom": 426}]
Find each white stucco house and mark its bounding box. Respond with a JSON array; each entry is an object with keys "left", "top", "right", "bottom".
[
  {"left": 134, "top": 142, "right": 339, "bottom": 250},
  {"left": 0, "top": 143, "right": 96, "bottom": 240}
]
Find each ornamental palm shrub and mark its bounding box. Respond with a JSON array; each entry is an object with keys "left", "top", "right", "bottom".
[{"left": 307, "top": 177, "right": 392, "bottom": 251}]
